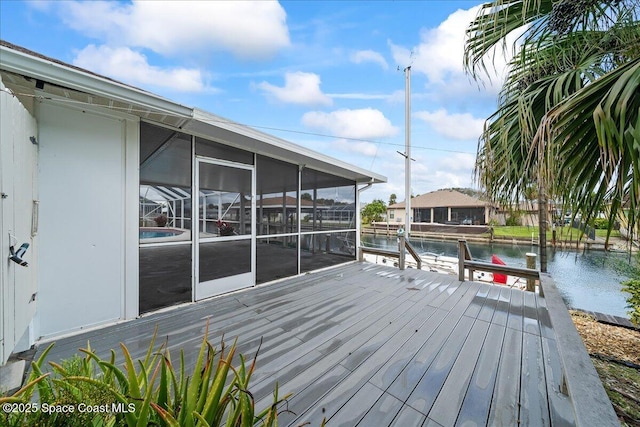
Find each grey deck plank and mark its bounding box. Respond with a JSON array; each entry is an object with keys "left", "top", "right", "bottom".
[
  {"left": 523, "top": 291, "right": 541, "bottom": 336},
  {"left": 276, "top": 364, "right": 351, "bottom": 427},
  {"left": 537, "top": 296, "right": 555, "bottom": 340},
  {"left": 507, "top": 287, "right": 524, "bottom": 331},
  {"left": 492, "top": 286, "right": 512, "bottom": 326},
  {"left": 424, "top": 277, "right": 461, "bottom": 307},
  {"left": 542, "top": 336, "right": 576, "bottom": 427},
  {"left": 384, "top": 284, "right": 485, "bottom": 403},
  {"left": 327, "top": 382, "right": 385, "bottom": 427},
  {"left": 252, "top": 298, "right": 423, "bottom": 403},
  {"left": 520, "top": 332, "right": 551, "bottom": 427},
  {"left": 367, "top": 308, "right": 448, "bottom": 392},
  {"left": 477, "top": 285, "right": 501, "bottom": 323},
  {"left": 455, "top": 322, "right": 506, "bottom": 427},
  {"left": 252, "top": 293, "right": 417, "bottom": 385},
  {"left": 437, "top": 279, "right": 481, "bottom": 312},
  {"left": 253, "top": 286, "right": 439, "bottom": 409},
  {"left": 389, "top": 405, "right": 428, "bottom": 427},
  {"left": 487, "top": 326, "right": 523, "bottom": 427},
  {"left": 339, "top": 304, "right": 438, "bottom": 371},
  {"left": 406, "top": 318, "right": 488, "bottom": 418},
  {"left": 355, "top": 392, "right": 405, "bottom": 427},
  {"left": 463, "top": 283, "right": 491, "bottom": 319},
  {"left": 291, "top": 303, "right": 444, "bottom": 425},
  {"left": 393, "top": 315, "right": 475, "bottom": 412},
  {"left": 428, "top": 319, "right": 491, "bottom": 426}
]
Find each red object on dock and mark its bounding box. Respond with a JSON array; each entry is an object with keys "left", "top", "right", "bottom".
[{"left": 491, "top": 254, "right": 508, "bottom": 284}]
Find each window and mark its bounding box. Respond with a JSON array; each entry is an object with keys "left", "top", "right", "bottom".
[
  {"left": 256, "top": 156, "right": 298, "bottom": 236},
  {"left": 139, "top": 122, "right": 193, "bottom": 312}
]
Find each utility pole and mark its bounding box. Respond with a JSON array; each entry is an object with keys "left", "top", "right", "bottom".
[{"left": 404, "top": 66, "right": 412, "bottom": 238}]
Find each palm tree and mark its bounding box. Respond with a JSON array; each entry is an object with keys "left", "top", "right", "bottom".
[{"left": 464, "top": 0, "right": 640, "bottom": 251}]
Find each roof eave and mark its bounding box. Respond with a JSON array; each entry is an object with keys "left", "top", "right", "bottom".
[
  {"left": 185, "top": 109, "right": 386, "bottom": 184},
  {"left": 0, "top": 43, "right": 193, "bottom": 119}
]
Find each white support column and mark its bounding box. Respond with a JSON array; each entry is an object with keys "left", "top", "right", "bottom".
[
  {"left": 297, "top": 165, "right": 303, "bottom": 274},
  {"left": 404, "top": 66, "right": 412, "bottom": 237}
]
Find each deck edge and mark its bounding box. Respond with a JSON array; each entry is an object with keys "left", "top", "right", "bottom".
[{"left": 540, "top": 273, "right": 620, "bottom": 427}]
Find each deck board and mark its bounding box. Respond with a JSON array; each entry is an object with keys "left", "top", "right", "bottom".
[
  {"left": 34, "top": 261, "right": 587, "bottom": 426},
  {"left": 455, "top": 322, "right": 506, "bottom": 427}
]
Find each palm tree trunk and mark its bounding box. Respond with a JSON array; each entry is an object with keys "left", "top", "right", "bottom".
[{"left": 539, "top": 190, "right": 548, "bottom": 273}]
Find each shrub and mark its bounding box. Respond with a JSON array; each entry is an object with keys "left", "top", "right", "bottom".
[
  {"left": 593, "top": 218, "right": 609, "bottom": 229},
  {"left": 505, "top": 212, "right": 522, "bottom": 226},
  {"left": 0, "top": 324, "right": 289, "bottom": 427},
  {"left": 621, "top": 279, "right": 640, "bottom": 326}
]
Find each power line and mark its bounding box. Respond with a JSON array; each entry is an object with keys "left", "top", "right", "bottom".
[
  {"left": 1, "top": 87, "right": 476, "bottom": 155},
  {"left": 244, "top": 123, "right": 475, "bottom": 154}
]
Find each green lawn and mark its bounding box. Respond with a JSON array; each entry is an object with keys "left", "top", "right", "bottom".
[
  {"left": 490, "top": 225, "right": 618, "bottom": 240},
  {"left": 491, "top": 226, "right": 549, "bottom": 239},
  {"left": 595, "top": 229, "right": 621, "bottom": 238}
]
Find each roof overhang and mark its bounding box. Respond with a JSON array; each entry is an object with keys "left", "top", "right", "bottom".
[
  {"left": 183, "top": 109, "right": 385, "bottom": 184},
  {"left": 0, "top": 41, "right": 386, "bottom": 185}
]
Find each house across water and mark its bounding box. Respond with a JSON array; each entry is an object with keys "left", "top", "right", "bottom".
[{"left": 387, "top": 189, "right": 495, "bottom": 225}]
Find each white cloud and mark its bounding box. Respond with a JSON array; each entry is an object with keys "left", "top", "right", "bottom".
[
  {"left": 389, "top": 5, "right": 519, "bottom": 95},
  {"left": 387, "top": 89, "right": 406, "bottom": 104},
  {"left": 430, "top": 170, "right": 474, "bottom": 190},
  {"left": 25, "top": 0, "right": 55, "bottom": 12},
  {"left": 350, "top": 49, "right": 389, "bottom": 70},
  {"left": 332, "top": 139, "right": 379, "bottom": 157},
  {"left": 415, "top": 109, "right": 484, "bottom": 140},
  {"left": 301, "top": 108, "right": 399, "bottom": 139},
  {"left": 327, "top": 93, "right": 390, "bottom": 100},
  {"left": 60, "top": 1, "right": 290, "bottom": 59},
  {"left": 437, "top": 152, "right": 477, "bottom": 172},
  {"left": 257, "top": 72, "right": 332, "bottom": 106},
  {"left": 73, "top": 45, "right": 213, "bottom": 93}
]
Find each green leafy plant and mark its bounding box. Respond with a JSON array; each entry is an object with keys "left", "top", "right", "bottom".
[
  {"left": 592, "top": 218, "right": 608, "bottom": 229},
  {"left": 505, "top": 211, "right": 522, "bottom": 226},
  {"left": 0, "top": 324, "right": 290, "bottom": 427},
  {"left": 621, "top": 279, "right": 640, "bottom": 326},
  {"left": 361, "top": 199, "right": 387, "bottom": 224}
]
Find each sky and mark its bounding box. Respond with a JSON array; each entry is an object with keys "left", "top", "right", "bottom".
[{"left": 0, "top": 0, "right": 516, "bottom": 204}]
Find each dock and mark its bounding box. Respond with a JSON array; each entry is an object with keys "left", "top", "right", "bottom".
[{"left": 35, "top": 262, "right": 618, "bottom": 426}]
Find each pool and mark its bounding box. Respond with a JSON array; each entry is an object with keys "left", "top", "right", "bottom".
[{"left": 140, "top": 228, "right": 184, "bottom": 239}]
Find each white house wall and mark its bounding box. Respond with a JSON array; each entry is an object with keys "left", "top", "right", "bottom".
[
  {"left": 37, "top": 102, "right": 128, "bottom": 338},
  {"left": 0, "top": 80, "right": 39, "bottom": 363}
]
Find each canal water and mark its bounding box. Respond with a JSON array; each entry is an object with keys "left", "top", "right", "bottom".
[{"left": 361, "top": 235, "right": 638, "bottom": 319}]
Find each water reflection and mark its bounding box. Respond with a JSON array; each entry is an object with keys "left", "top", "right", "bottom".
[{"left": 362, "top": 236, "right": 637, "bottom": 318}]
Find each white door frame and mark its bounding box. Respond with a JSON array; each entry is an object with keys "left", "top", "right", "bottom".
[{"left": 194, "top": 157, "right": 256, "bottom": 300}]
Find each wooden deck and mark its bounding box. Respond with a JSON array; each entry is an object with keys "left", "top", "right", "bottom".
[{"left": 37, "top": 262, "right": 615, "bottom": 426}]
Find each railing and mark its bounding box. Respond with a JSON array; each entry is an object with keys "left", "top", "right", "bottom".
[
  {"left": 359, "top": 236, "right": 422, "bottom": 270},
  {"left": 457, "top": 239, "right": 541, "bottom": 294}
]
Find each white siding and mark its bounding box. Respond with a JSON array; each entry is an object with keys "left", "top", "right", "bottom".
[
  {"left": 0, "top": 80, "right": 39, "bottom": 363},
  {"left": 37, "top": 103, "right": 125, "bottom": 337}
]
